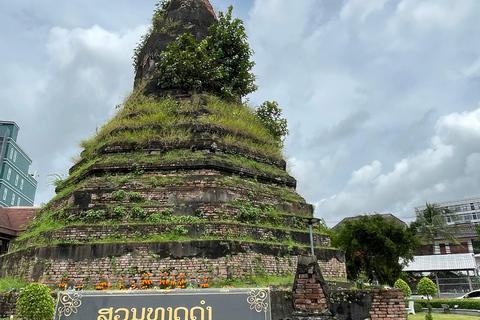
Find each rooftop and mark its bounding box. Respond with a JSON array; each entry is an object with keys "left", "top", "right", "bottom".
[
  {"left": 403, "top": 253, "right": 476, "bottom": 272},
  {"left": 437, "top": 223, "right": 479, "bottom": 239},
  {"left": 332, "top": 213, "right": 407, "bottom": 232},
  {"left": 0, "top": 206, "right": 39, "bottom": 236}
]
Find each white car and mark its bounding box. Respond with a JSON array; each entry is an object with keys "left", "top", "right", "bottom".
[{"left": 458, "top": 290, "right": 480, "bottom": 299}]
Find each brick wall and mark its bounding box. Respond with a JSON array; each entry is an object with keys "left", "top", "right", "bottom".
[
  {"left": 15, "top": 223, "right": 331, "bottom": 250},
  {"left": 369, "top": 289, "right": 406, "bottom": 320},
  {"left": 292, "top": 255, "right": 331, "bottom": 318},
  {"left": 0, "top": 243, "right": 346, "bottom": 287},
  {"left": 0, "top": 291, "right": 17, "bottom": 318},
  {"left": 329, "top": 288, "right": 407, "bottom": 320}
]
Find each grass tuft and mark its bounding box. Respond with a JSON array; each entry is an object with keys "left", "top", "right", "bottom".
[{"left": 0, "top": 277, "right": 28, "bottom": 292}]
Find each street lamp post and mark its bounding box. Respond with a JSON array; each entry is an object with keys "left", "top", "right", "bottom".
[{"left": 303, "top": 217, "right": 317, "bottom": 256}]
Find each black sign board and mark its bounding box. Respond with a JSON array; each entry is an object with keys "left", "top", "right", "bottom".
[{"left": 54, "top": 288, "right": 271, "bottom": 320}]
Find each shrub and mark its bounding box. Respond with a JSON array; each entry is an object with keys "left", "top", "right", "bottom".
[
  {"left": 113, "top": 206, "right": 127, "bottom": 218},
  {"left": 174, "top": 225, "right": 188, "bottom": 236},
  {"left": 157, "top": 33, "right": 221, "bottom": 93},
  {"left": 131, "top": 207, "right": 148, "bottom": 219},
  {"left": 234, "top": 200, "right": 261, "bottom": 224},
  {"left": 394, "top": 279, "right": 411, "bottom": 298},
  {"left": 156, "top": 6, "right": 257, "bottom": 99},
  {"left": 17, "top": 282, "right": 55, "bottom": 320},
  {"left": 414, "top": 301, "right": 423, "bottom": 313},
  {"left": 84, "top": 209, "right": 107, "bottom": 223},
  {"left": 255, "top": 101, "right": 289, "bottom": 146},
  {"left": 205, "top": 5, "right": 257, "bottom": 98},
  {"left": 127, "top": 191, "right": 143, "bottom": 202},
  {"left": 147, "top": 213, "right": 163, "bottom": 223},
  {"left": 417, "top": 298, "right": 480, "bottom": 310},
  {"left": 417, "top": 277, "right": 437, "bottom": 320},
  {"left": 417, "top": 277, "right": 438, "bottom": 298},
  {"left": 112, "top": 190, "right": 126, "bottom": 201}
]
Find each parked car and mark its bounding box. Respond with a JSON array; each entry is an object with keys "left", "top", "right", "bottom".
[{"left": 458, "top": 290, "right": 480, "bottom": 299}]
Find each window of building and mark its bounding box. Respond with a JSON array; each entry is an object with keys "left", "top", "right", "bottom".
[
  {"left": 15, "top": 174, "right": 19, "bottom": 186},
  {"left": 2, "top": 188, "right": 7, "bottom": 201},
  {"left": 16, "top": 197, "right": 20, "bottom": 206},
  {"left": 20, "top": 179, "right": 24, "bottom": 190},
  {"left": 6, "top": 168, "right": 11, "bottom": 180},
  {"left": 11, "top": 193, "right": 15, "bottom": 206},
  {"left": 8, "top": 149, "right": 13, "bottom": 159},
  {"left": 13, "top": 151, "right": 17, "bottom": 162}
]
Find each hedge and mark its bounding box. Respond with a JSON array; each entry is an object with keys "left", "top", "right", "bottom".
[
  {"left": 416, "top": 298, "right": 480, "bottom": 310},
  {"left": 405, "top": 301, "right": 423, "bottom": 313}
]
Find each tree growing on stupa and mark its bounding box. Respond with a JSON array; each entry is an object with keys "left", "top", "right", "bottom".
[{"left": 157, "top": 6, "right": 257, "bottom": 100}]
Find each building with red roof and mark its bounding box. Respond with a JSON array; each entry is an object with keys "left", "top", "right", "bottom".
[{"left": 0, "top": 206, "right": 38, "bottom": 254}]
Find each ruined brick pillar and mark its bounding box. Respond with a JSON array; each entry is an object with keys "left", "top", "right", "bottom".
[{"left": 292, "top": 254, "right": 333, "bottom": 320}]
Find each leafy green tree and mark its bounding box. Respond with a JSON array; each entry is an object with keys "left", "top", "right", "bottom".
[
  {"left": 332, "top": 214, "right": 419, "bottom": 286},
  {"left": 413, "top": 202, "right": 459, "bottom": 251},
  {"left": 393, "top": 278, "right": 411, "bottom": 298},
  {"left": 17, "top": 282, "right": 55, "bottom": 320},
  {"left": 156, "top": 6, "right": 257, "bottom": 100},
  {"left": 206, "top": 5, "right": 257, "bottom": 98},
  {"left": 417, "top": 277, "right": 438, "bottom": 320},
  {"left": 255, "top": 101, "right": 289, "bottom": 146},
  {"left": 157, "top": 33, "right": 221, "bottom": 92}
]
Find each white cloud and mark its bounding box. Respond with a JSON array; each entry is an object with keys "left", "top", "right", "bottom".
[
  {"left": 348, "top": 160, "right": 382, "bottom": 187},
  {"left": 1, "top": 21, "right": 147, "bottom": 205},
  {"left": 317, "top": 107, "right": 480, "bottom": 224},
  {"left": 340, "top": 0, "right": 388, "bottom": 22}
]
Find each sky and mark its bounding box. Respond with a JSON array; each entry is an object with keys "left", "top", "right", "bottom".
[{"left": 2, "top": 0, "right": 480, "bottom": 226}]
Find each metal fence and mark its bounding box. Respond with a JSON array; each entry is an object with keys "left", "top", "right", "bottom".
[{"left": 410, "top": 276, "right": 480, "bottom": 298}]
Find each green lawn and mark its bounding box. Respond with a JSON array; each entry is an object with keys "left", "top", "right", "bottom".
[{"left": 408, "top": 313, "right": 480, "bottom": 320}]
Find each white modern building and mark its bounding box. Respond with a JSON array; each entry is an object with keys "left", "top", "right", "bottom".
[{"left": 415, "top": 195, "right": 480, "bottom": 225}]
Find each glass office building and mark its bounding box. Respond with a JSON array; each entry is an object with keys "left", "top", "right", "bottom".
[{"left": 0, "top": 121, "right": 37, "bottom": 207}]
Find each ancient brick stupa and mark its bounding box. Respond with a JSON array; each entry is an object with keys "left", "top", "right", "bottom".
[{"left": 0, "top": 0, "right": 345, "bottom": 287}]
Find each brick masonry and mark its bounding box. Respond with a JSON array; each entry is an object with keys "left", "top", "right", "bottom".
[
  {"left": 329, "top": 289, "right": 407, "bottom": 320},
  {"left": 368, "top": 289, "right": 407, "bottom": 320},
  {"left": 292, "top": 255, "right": 332, "bottom": 319},
  {"left": 15, "top": 223, "right": 332, "bottom": 250},
  {"left": 0, "top": 242, "right": 346, "bottom": 288},
  {"left": 0, "top": 291, "right": 17, "bottom": 319}
]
